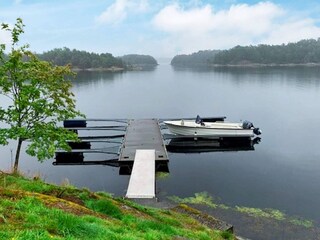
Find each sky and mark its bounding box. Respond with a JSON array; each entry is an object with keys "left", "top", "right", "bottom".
[{"left": 0, "top": 0, "right": 320, "bottom": 58}]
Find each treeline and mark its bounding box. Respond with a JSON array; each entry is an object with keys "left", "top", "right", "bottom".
[
  {"left": 171, "top": 39, "right": 320, "bottom": 66},
  {"left": 121, "top": 54, "right": 158, "bottom": 66},
  {"left": 171, "top": 50, "right": 219, "bottom": 66},
  {"left": 37, "top": 48, "right": 159, "bottom": 70},
  {"left": 212, "top": 39, "right": 320, "bottom": 65},
  {"left": 38, "top": 48, "right": 124, "bottom": 70}
]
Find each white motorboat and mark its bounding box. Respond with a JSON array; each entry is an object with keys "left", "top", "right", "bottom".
[{"left": 164, "top": 116, "right": 261, "bottom": 138}]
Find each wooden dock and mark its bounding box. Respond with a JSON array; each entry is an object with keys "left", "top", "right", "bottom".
[{"left": 119, "top": 119, "right": 168, "bottom": 162}]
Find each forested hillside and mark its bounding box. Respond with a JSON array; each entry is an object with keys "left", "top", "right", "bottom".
[
  {"left": 38, "top": 49, "right": 158, "bottom": 70},
  {"left": 212, "top": 39, "right": 320, "bottom": 65},
  {"left": 171, "top": 50, "right": 219, "bottom": 66},
  {"left": 38, "top": 48, "right": 124, "bottom": 70},
  {"left": 171, "top": 39, "right": 320, "bottom": 66}
]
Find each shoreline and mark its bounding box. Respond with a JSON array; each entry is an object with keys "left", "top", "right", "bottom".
[
  {"left": 171, "top": 62, "right": 320, "bottom": 68},
  {"left": 209, "top": 63, "right": 320, "bottom": 67},
  {"left": 72, "top": 66, "right": 125, "bottom": 72},
  {"left": 71, "top": 64, "right": 158, "bottom": 72}
]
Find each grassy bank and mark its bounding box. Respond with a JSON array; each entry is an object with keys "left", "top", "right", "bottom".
[{"left": 0, "top": 172, "right": 234, "bottom": 240}]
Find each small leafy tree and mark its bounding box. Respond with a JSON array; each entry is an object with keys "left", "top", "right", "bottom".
[{"left": 0, "top": 18, "right": 84, "bottom": 173}]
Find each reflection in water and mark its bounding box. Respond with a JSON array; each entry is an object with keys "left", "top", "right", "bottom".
[
  {"left": 171, "top": 65, "right": 320, "bottom": 89},
  {"left": 72, "top": 66, "right": 157, "bottom": 88},
  {"left": 166, "top": 137, "right": 260, "bottom": 153},
  {"left": 128, "top": 65, "right": 158, "bottom": 71},
  {"left": 54, "top": 151, "right": 169, "bottom": 176},
  {"left": 72, "top": 71, "right": 119, "bottom": 88},
  {"left": 119, "top": 161, "right": 169, "bottom": 175}
]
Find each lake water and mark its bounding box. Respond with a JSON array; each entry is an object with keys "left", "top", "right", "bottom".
[{"left": 1, "top": 64, "right": 320, "bottom": 230}]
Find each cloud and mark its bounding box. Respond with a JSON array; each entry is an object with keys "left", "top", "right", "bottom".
[
  {"left": 153, "top": 4, "right": 213, "bottom": 33},
  {"left": 153, "top": 2, "right": 283, "bottom": 34},
  {"left": 152, "top": 1, "right": 320, "bottom": 55},
  {"left": 265, "top": 18, "right": 320, "bottom": 44},
  {"left": 95, "top": 0, "right": 149, "bottom": 25}
]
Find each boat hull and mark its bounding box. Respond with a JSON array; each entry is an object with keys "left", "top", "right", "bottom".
[{"left": 164, "top": 121, "right": 255, "bottom": 138}]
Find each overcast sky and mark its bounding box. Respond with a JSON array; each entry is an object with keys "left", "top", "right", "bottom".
[{"left": 1, "top": 0, "right": 320, "bottom": 58}]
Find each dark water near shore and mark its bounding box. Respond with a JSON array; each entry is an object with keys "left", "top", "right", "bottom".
[{"left": 1, "top": 64, "right": 320, "bottom": 234}]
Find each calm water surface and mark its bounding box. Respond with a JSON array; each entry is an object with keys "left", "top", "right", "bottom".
[{"left": 1, "top": 64, "right": 320, "bottom": 227}]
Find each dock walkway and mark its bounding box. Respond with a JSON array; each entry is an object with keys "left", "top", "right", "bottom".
[
  {"left": 119, "top": 119, "right": 168, "bottom": 162},
  {"left": 120, "top": 119, "right": 168, "bottom": 199}
]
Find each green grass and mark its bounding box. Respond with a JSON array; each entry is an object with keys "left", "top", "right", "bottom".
[
  {"left": 84, "top": 198, "right": 124, "bottom": 219},
  {"left": 0, "top": 173, "right": 232, "bottom": 240},
  {"left": 2, "top": 174, "right": 58, "bottom": 194}
]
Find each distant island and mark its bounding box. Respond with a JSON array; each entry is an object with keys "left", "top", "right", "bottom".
[
  {"left": 171, "top": 39, "right": 320, "bottom": 67},
  {"left": 171, "top": 50, "right": 219, "bottom": 67},
  {"left": 120, "top": 54, "right": 158, "bottom": 70},
  {"left": 37, "top": 48, "right": 157, "bottom": 71}
]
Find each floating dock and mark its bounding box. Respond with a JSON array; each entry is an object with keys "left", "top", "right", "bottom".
[
  {"left": 55, "top": 117, "right": 256, "bottom": 199},
  {"left": 119, "top": 119, "right": 168, "bottom": 162},
  {"left": 119, "top": 119, "right": 168, "bottom": 199}
]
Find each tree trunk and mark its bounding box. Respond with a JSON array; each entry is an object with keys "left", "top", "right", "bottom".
[{"left": 13, "top": 138, "right": 23, "bottom": 174}]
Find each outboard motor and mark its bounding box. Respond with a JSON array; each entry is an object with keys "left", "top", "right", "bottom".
[
  {"left": 242, "top": 120, "right": 254, "bottom": 129},
  {"left": 243, "top": 120, "right": 262, "bottom": 135},
  {"left": 253, "top": 128, "right": 262, "bottom": 135}
]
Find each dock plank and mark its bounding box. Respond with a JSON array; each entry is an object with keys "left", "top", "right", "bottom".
[{"left": 126, "top": 150, "right": 155, "bottom": 198}]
